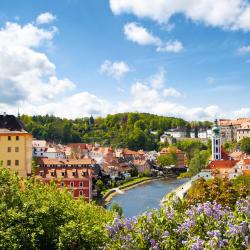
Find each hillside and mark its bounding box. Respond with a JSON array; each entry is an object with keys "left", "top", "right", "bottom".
[{"left": 20, "top": 113, "right": 210, "bottom": 151}]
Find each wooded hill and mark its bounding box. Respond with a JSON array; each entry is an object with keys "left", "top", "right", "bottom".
[{"left": 20, "top": 113, "right": 211, "bottom": 151}]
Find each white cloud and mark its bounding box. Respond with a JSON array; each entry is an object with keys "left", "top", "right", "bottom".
[
  {"left": 100, "top": 60, "right": 133, "bottom": 79},
  {"left": 110, "top": 0, "right": 250, "bottom": 31},
  {"left": 36, "top": 12, "right": 56, "bottom": 25},
  {"left": 163, "top": 88, "right": 181, "bottom": 97},
  {"left": 233, "top": 108, "right": 250, "bottom": 117},
  {"left": 157, "top": 40, "right": 183, "bottom": 53},
  {"left": 0, "top": 15, "right": 74, "bottom": 107},
  {"left": 238, "top": 45, "right": 250, "bottom": 54},
  {"left": 124, "top": 22, "right": 161, "bottom": 46},
  {"left": 124, "top": 22, "right": 183, "bottom": 53}
]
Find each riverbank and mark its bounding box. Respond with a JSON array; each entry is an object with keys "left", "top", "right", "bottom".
[
  {"left": 161, "top": 178, "right": 192, "bottom": 205},
  {"left": 103, "top": 177, "right": 165, "bottom": 205}
]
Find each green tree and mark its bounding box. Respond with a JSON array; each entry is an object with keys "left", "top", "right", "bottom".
[
  {"left": 157, "top": 153, "right": 177, "bottom": 167},
  {"left": 109, "top": 202, "right": 123, "bottom": 218},
  {"left": 240, "top": 137, "right": 250, "bottom": 154}
]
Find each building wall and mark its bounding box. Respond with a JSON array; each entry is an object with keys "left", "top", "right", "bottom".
[
  {"left": 0, "top": 133, "right": 32, "bottom": 177},
  {"left": 237, "top": 129, "right": 250, "bottom": 142}
]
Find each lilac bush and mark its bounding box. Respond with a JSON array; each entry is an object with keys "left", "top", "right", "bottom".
[{"left": 105, "top": 198, "right": 249, "bottom": 249}]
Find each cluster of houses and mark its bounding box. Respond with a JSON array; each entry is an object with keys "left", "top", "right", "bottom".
[
  {"left": 1, "top": 114, "right": 250, "bottom": 203},
  {"left": 195, "top": 120, "right": 250, "bottom": 181}
]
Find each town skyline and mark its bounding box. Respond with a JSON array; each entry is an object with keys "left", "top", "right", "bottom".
[{"left": 0, "top": 0, "right": 250, "bottom": 121}]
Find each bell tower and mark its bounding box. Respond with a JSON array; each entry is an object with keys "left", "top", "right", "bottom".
[{"left": 212, "top": 119, "right": 221, "bottom": 160}]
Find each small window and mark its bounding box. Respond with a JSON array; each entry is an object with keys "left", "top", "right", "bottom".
[
  {"left": 16, "top": 136, "right": 19, "bottom": 141},
  {"left": 15, "top": 147, "right": 19, "bottom": 152},
  {"left": 39, "top": 171, "right": 44, "bottom": 177},
  {"left": 15, "top": 160, "right": 19, "bottom": 166},
  {"left": 7, "top": 147, "right": 11, "bottom": 152},
  {"left": 8, "top": 136, "right": 11, "bottom": 141},
  {"left": 51, "top": 172, "right": 55, "bottom": 177},
  {"left": 61, "top": 172, "right": 65, "bottom": 176},
  {"left": 72, "top": 172, "right": 76, "bottom": 177},
  {"left": 79, "top": 190, "right": 83, "bottom": 196},
  {"left": 7, "top": 160, "right": 11, "bottom": 166},
  {"left": 61, "top": 182, "right": 65, "bottom": 187},
  {"left": 70, "top": 182, "right": 74, "bottom": 187},
  {"left": 79, "top": 182, "right": 83, "bottom": 188}
]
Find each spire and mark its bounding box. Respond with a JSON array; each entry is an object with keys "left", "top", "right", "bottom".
[{"left": 17, "top": 107, "right": 20, "bottom": 119}]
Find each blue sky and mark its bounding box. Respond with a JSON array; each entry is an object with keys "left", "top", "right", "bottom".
[{"left": 0, "top": 0, "right": 250, "bottom": 120}]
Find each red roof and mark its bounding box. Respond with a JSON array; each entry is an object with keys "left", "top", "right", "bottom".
[
  {"left": 207, "top": 160, "right": 238, "bottom": 169},
  {"left": 38, "top": 158, "right": 95, "bottom": 165}
]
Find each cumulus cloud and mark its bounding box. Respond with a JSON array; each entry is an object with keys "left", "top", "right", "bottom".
[
  {"left": 156, "top": 40, "right": 183, "bottom": 53},
  {"left": 124, "top": 22, "right": 183, "bottom": 53},
  {"left": 238, "top": 45, "right": 250, "bottom": 54},
  {"left": 100, "top": 60, "right": 133, "bottom": 79},
  {"left": 0, "top": 15, "right": 74, "bottom": 107},
  {"left": 124, "top": 22, "right": 161, "bottom": 46},
  {"left": 36, "top": 12, "right": 56, "bottom": 24},
  {"left": 110, "top": 0, "right": 250, "bottom": 31}
]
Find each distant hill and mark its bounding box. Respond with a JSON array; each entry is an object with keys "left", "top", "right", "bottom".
[{"left": 20, "top": 112, "right": 210, "bottom": 150}]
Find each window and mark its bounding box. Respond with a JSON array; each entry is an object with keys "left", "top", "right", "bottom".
[
  {"left": 70, "top": 182, "right": 74, "bottom": 188},
  {"left": 15, "top": 147, "right": 19, "bottom": 152},
  {"left": 15, "top": 160, "right": 19, "bottom": 166},
  {"left": 8, "top": 136, "right": 11, "bottom": 141},
  {"left": 72, "top": 172, "right": 76, "bottom": 177},
  {"left": 39, "top": 171, "right": 44, "bottom": 177},
  {"left": 16, "top": 136, "right": 19, "bottom": 141},
  {"left": 61, "top": 182, "right": 65, "bottom": 187},
  {"left": 79, "top": 190, "right": 83, "bottom": 196},
  {"left": 51, "top": 172, "right": 55, "bottom": 177},
  {"left": 79, "top": 182, "right": 83, "bottom": 188},
  {"left": 7, "top": 160, "right": 11, "bottom": 166},
  {"left": 7, "top": 147, "right": 11, "bottom": 152},
  {"left": 61, "top": 172, "right": 65, "bottom": 177}
]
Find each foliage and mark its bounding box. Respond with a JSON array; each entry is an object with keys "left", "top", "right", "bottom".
[
  {"left": 157, "top": 152, "right": 177, "bottom": 167},
  {"left": 240, "top": 137, "right": 250, "bottom": 154},
  {"left": 223, "top": 141, "right": 237, "bottom": 153},
  {"left": 188, "top": 150, "right": 210, "bottom": 176},
  {"left": 0, "top": 167, "right": 114, "bottom": 250},
  {"left": 20, "top": 113, "right": 188, "bottom": 150},
  {"left": 174, "top": 139, "right": 208, "bottom": 162},
  {"left": 186, "top": 177, "right": 249, "bottom": 208},
  {"left": 106, "top": 198, "right": 250, "bottom": 249},
  {"left": 109, "top": 202, "right": 123, "bottom": 218}
]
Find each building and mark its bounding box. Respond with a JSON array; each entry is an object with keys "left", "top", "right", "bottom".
[
  {"left": 165, "top": 128, "right": 187, "bottom": 139},
  {"left": 0, "top": 114, "right": 32, "bottom": 177},
  {"left": 36, "top": 158, "right": 94, "bottom": 201},
  {"left": 218, "top": 118, "right": 250, "bottom": 142},
  {"left": 237, "top": 121, "right": 250, "bottom": 142},
  {"left": 32, "top": 140, "right": 47, "bottom": 157},
  {"left": 211, "top": 120, "right": 222, "bottom": 160}
]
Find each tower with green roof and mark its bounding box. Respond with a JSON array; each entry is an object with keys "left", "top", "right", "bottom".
[{"left": 212, "top": 119, "right": 221, "bottom": 160}]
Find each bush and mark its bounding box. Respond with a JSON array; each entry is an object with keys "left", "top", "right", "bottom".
[
  {"left": 106, "top": 198, "right": 250, "bottom": 249},
  {"left": 0, "top": 167, "right": 114, "bottom": 249}
]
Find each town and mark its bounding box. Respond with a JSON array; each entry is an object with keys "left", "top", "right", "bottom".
[{"left": 1, "top": 113, "right": 249, "bottom": 203}]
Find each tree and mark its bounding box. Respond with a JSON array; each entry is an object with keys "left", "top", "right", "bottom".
[
  {"left": 157, "top": 153, "right": 177, "bottom": 167},
  {"left": 96, "top": 179, "right": 104, "bottom": 193},
  {"left": 109, "top": 202, "right": 123, "bottom": 218},
  {"left": 240, "top": 137, "right": 250, "bottom": 154}
]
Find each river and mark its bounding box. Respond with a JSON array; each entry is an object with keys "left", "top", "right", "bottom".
[{"left": 107, "top": 178, "right": 188, "bottom": 218}]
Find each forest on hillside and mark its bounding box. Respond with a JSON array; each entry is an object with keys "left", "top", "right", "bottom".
[{"left": 20, "top": 113, "right": 211, "bottom": 151}]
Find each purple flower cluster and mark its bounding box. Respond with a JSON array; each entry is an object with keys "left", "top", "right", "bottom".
[{"left": 106, "top": 199, "right": 250, "bottom": 250}]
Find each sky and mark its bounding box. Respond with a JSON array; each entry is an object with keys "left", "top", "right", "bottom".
[{"left": 0, "top": 0, "right": 250, "bottom": 121}]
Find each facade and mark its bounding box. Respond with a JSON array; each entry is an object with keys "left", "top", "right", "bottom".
[
  {"left": 165, "top": 128, "right": 187, "bottom": 138},
  {"left": 37, "top": 158, "right": 94, "bottom": 201},
  {"left": 0, "top": 114, "right": 32, "bottom": 177},
  {"left": 211, "top": 120, "right": 222, "bottom": 160},
  {"left": 237, "top": 121, "right": 250, "bottom": 142},
  {"left": 218, "top": 118, "right": 250, "bottom": 142}
]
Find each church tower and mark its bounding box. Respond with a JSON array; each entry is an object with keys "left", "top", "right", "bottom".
[{"left": 212, "top": 119, "right": 221, "bottom": 160}]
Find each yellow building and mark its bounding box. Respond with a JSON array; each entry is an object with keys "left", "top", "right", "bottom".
[{"left": 0, "top": 115, "right": 32, "bottom": 177}]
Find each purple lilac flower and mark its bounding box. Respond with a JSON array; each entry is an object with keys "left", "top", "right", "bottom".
[
  {"left": 163, "top": 231, "right": 169, "bottom": 237},
  {"left": 165, "top": 207, "right": 175, "bottom": 219},
  {"left": 124, "top": 218, "right": 132, "bottom": 231},
  {"left": 207, "top": 230, "right": 221, "bottom": 238},
  {"left": 191, "top": 238, "right": 205, "bottom": 250}
]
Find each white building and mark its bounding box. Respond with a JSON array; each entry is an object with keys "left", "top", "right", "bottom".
[{"left": 32, "top": 140, "right": 47, "bottom": 157}]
